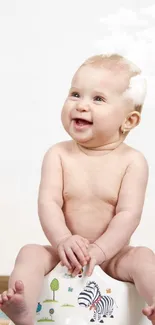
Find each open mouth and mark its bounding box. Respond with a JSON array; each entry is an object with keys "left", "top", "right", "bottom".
[{"left": 73, "top": 118, "right": 93, "bottom": 126}]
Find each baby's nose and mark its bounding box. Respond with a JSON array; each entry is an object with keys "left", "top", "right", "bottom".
[{"left": 76, "top": 101, "right": 90, "bottom": 112}]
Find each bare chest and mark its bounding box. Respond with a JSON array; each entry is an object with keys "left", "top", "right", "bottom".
[{"left": 62, "top": 156, "right": 125, "bottom": 205}]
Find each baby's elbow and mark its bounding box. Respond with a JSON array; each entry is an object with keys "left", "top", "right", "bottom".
[
  {"left": 130, "top": 211, "right": 141, "bottom": 230},
  {"left": 37, "top": 200, "right": 44, "bottom": 220},
  {"left": 121, "top": 210, "right": 141, "bottom": 231}
]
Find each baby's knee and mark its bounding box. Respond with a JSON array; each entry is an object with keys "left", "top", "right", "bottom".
[
  {"left": 132, "top": 246, "right": 154, "bottom": 259},
  {"left": 15, "top": 244, "right": 58, "bottom": 274},
  {"left": 130, "top": 246, "right": 154, "bottom": 272},
  {"left": 16, "top": 244, "right": 44, "bottom": 263}
]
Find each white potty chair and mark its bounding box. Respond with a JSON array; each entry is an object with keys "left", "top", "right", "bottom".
[{"left": 32, "top": 263, "right": 149, "bottom": 325}]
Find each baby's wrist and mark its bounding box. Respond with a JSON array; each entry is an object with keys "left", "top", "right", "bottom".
[
  {"left": 93, "top": 242, "right": 106, "bottom": 262},
  {"left": 56, "top": 234, "right": 72, "bottom": 248}
]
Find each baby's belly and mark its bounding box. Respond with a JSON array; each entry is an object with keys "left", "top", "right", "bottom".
[{"left": 63, "top": 200, "right": 115, "bottom": 243}]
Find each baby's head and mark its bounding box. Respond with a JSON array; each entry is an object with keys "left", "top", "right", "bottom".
[{"left": 61, "top": 54, "right": 147, "bottom": 148}]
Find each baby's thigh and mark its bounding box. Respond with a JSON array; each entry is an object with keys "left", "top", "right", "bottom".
[
  {"left": 17, "top": 244, "right": 60, "bottom": 275},
  {"left": 101, "top": 246, "right": 135, "bottom": 283}
]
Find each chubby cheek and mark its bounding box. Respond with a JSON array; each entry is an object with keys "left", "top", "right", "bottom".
[
  {"left": 61, "top": 104, "right": 71, "bottom": 130},
  {"left": 95, "top": 111, "right": 122, "bottom": 135}
]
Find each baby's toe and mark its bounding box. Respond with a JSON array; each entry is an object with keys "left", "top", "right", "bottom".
[
  {"left": 2, "top": 291, "right": 9, "bottom": 302},
  {"left": 14, "top": 280, "right": 24, "bottom": 294},
  {"left": 0, "top": 294, "right": 3, "bottom": 305},
  {"left": 7, "top": 288, "right": 15, "bottom": 299}
]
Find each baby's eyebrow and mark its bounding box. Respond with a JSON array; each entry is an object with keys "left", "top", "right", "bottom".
[
  {"left": 69, "top": 87, "right": 81, "bottom": 91},
  {"left": 93, "top": 89, "right": 108, "bottom": 99}
]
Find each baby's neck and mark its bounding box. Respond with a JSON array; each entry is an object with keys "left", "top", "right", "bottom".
[{"left": 76, "top": 140, "right": 124, "bottom": 156}]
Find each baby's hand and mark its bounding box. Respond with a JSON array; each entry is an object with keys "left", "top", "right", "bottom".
[
  {"left": 57, "top": 235, "right": 90, "bottom": 274},
  {"left": 86, "top": 243, "right": 106, "bottom": 277}
]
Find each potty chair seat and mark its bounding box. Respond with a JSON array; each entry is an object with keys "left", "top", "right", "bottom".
[{"left": 33, "top": 263, "right": 149, "bottom": 325}]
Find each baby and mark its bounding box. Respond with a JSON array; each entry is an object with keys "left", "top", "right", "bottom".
[{"left": 1, "top": 53, "right": 155, "bottom": 325}]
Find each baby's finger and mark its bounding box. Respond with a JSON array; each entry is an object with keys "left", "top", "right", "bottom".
[
  {"left": 72, "top": 243, "right": 87, "bottom": 266},
  {"left": 86, "top": 257, "right": 96, "bottom": 277},
  {"left": 76, "top": 240, "right": 90, "bottom": 260},
  {"left": 65, "top": 247, "right": 82, "bottom": 270},
  {"left": 72, "top": 265, "right": 82, "bottom": 277},
  {"left": 58, "top": 248, "right": 72, "bottom": 270},
  {"left": 83, "top": 238, "right": 89, "bottom": 248}
]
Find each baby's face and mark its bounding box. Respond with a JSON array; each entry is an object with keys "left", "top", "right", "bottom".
[{"left": 61, "top": 65, "right": 133, "bottom": 148}]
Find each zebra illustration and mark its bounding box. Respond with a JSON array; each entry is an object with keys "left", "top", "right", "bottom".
[{"left": 78, "top": 281, "right": 117, "bottom": 323}]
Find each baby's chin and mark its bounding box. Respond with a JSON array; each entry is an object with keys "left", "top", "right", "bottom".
[
  {"left": 73, "top": 135, "right": 101, "bottom": 149},
  {"left": 65, "top": 128, "right": 93, "bottom": 145},
  {"left": 74, "top": 137, "right": 93, "bottom": 147}
]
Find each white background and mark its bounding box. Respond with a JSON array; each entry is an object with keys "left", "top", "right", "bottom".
[{"left": 0, "top": 0, "right": 155, "bottom": 275}]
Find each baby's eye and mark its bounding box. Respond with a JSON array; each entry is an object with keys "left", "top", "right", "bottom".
[
  {"left": 70, "top": 92, "right": 80, "bottom": 98},
  {"left": 94, "top": 96, "right": 105, "bottom": 102}
]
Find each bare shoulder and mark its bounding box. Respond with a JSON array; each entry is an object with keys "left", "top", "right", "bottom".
[
  {"left": 43, "top": 140, "right": 74, "bottom": 159},
  {"left": 122, "top": 143, "right": 149, "bottom": 175}
]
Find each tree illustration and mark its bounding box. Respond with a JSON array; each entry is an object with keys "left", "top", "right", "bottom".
[{"left": 50, "top": 278, "right": 59, "bottom": 301}]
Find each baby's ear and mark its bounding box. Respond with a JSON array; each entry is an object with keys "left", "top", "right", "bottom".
[{"left": 121, "top": 111, "right": 141, "bottom": 133}]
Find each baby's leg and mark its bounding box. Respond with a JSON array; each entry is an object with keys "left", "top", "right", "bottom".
[
  {"left": 0, "top": 244, "right": 59, "bottom": 325},
  {"left": 101, "top": 246, "right": 155, "bottom": 324}
]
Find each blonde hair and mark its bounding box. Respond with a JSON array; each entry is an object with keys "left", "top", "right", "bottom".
[{"left": 80, "top": 54, "right": 147, "bottom": 113}]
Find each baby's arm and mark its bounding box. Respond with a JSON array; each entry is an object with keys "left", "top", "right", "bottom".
[
  {"left": 38, "top": 146, "right": 71, "bottom": 247},
  {"left": 38, "top": 145, "right": 89, "bottom": 271},
  {"left": 94, "top": 151, "right": 149, "bottom": 262}
]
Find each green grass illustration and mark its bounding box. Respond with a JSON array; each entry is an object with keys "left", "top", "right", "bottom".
[
  {"left": 43, "top": 299, "right": 58, "bottom": 303},
  {"left": 37, "top": 318, "right": 54, "bottom": 322}
]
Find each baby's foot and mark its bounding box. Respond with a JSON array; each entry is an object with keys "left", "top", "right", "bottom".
[
  {"left": 142, "top": 304, "right": 155, "bottom": 324},
  {"left": 0, "top": 280, "right": 34, "bottom": 325}
]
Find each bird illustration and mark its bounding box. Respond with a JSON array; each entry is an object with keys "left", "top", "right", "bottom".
[{"left": 36, "top": 302, "right": 42, "bottom": 313}]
